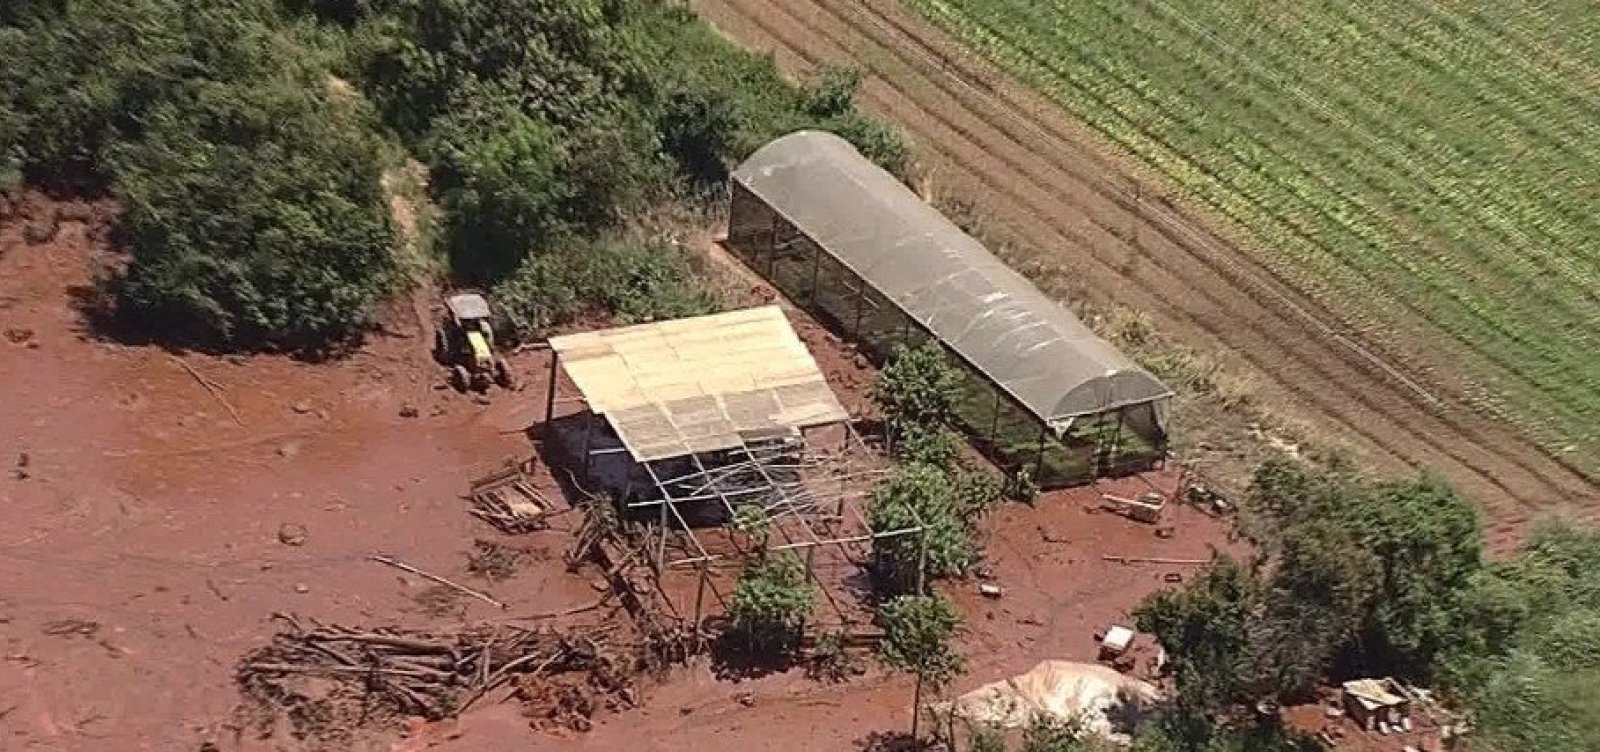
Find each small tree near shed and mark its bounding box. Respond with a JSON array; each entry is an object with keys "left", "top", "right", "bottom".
[
  {"left": 728, "top": 552, "right": 814, "bottom": 658},
  {"left": 879, "top": 593, "right": 964, "bottom": 740},
  {"left": 873, "top": 341, "right": 962, "bottom": 440}
]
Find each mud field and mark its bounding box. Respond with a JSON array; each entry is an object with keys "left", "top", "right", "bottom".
[{"left": 0, "top": 195, "right": 1242, "bottom": 750}]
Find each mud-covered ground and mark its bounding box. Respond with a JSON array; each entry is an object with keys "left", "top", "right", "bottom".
[{"left": 1, "top": 193, "right": 1235, "bottom": 751}]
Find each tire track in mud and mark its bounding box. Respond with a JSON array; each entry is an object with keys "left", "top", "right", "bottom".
[{"left": 692, "top": 0, "right": 1600, "bottom": 527}]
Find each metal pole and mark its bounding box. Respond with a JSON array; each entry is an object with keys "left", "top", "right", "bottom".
[
  {"left": 1032, "top": 424, "right": 1048, "bottom": 485},
  {"left": 915, "top": 528, "right": 928, "bottom": 595},
  {"left": 544, "top": 351, "right": 559, "bottom": 425},
  {"left": 658, "top": 488, "right": 669, "bottom": 574},
  {"left": 693, "top": 564, "right": 707, "bottom": 653},
  {"left": 581, "top": 410, "right": 595, "bottom": 476},
  {"left": 807, "top": 241, "right": 823, "bottom": 309}
]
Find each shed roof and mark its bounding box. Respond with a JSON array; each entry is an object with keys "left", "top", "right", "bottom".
[
  {"left": 732, "top": 131, "right": 1171, "bottom": 429},
  {"left": 548, "top": 306, "right": 849, "bottom": 462}
]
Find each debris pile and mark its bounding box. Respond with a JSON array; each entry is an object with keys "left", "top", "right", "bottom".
[
  {"left": 468, "top": 459, "right": 552, "bottom": 534},
  {"left": 236, "top": 615, "right": 639, "bottom": 743}
]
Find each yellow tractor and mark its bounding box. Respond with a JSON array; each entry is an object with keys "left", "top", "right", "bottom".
[{"left": 434, "top": 292, "right": 513, "bottom": 392}]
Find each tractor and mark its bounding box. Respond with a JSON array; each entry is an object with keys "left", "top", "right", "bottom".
[{"left": 434, "top": 292, "right": 513, "bottom": 392}]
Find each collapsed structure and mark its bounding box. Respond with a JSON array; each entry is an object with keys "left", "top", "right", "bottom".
[
  {"left": 543, "top": 306, "right": 921, "bottom": 633},
  {"left": 727, "top": 130, "right": 1172, "bottom": 488}
]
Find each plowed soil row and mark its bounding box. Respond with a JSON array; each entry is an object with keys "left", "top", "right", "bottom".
[{"left": 691, "top": 0, "right": 1600, "bottom": 531}]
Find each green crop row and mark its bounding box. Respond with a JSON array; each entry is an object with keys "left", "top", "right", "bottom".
[{"left": 907, "top": 0, "right": 1600, "bottom": 467}]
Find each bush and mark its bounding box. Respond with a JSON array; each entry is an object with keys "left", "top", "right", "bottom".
[
  {"left": 728, "top": 552, "right": 813, "bottom": 655},
  {"left": 806, "top": 629, "right": 860, "bottom": 683},
  {"left": 1446, "top": 522, "right": 1600, "bottom": 752},
  {"left": 424, "top": 88, "right": 571, "bottom": 280},
  {"left": 869, "top": 463, "right": 976, "bottom": 593},
  {"left": 1, "top": 1, "right": 400, "bottom": 348},
  {"left": 1134, "top": 556, "right": 1264, "bottom": 715},
  {"left": 492, "top": 237, "right": 717, "bottom": 338},
  {"left": 873, "top": 342, "right": 963, "bottom": 434},
  {"left": 1021, "top": 714, "right": 1095, "bottom": 752}
]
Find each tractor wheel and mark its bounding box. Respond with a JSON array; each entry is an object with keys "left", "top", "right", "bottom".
[
  {"left": 450, "top": 365, "right": 470, "bottom": 392},
  {"left": 493, "top": 357, "right": 514, "bottom": 389},
  {"left": 432, "top": 327, "right": 448, "bottom": 365}
]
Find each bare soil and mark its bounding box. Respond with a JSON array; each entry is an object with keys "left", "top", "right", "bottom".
[
  {"left": 0, "top": 197, "right": 1231, "bottom": 750},
  {"left": 0, "top": 192, "right": 594, "bottom": 751},
  {"left": 688, "top": 0, "right": 1600, "bottom": 546}
]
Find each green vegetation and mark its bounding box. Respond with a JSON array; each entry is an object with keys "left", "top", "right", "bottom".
[
  {"left": 1, "top": 0, "right": 902, "bottom": 349},
  {"left": 873, "top": 341, "right": 963, "bottom": 436},
  {"left": 1139, "top": 462, "right": 1482, "bottom": 708},
  {"left": 0, "top": 0, "right": 397, "bottom": 347},
  {"left": 878, "top": 593, "right": 964, "bottom": 739},
  {"left": 868, "top": 463, "right": 978, "bottom": 592},
  {"left": 1450, "top": 523, "right": 1600, "bottom": 752},
  {"left": 727, "top": 552, "right": 814, "bottom": 655},
  {"left": 868, "top": 342, "right": 1005, "bottom": 593},
  {"left": 908, "top": 0, "right": 1600, "bottom": 469},
  {"left": 1133, "top": 458, "right": 1600, "bottom": 751}
]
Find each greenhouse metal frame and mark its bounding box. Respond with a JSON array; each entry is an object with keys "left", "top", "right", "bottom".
[{"left": 727, "top": 131, "right": 1173, "bottom": 488}]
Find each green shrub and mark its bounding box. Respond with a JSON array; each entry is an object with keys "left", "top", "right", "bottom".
[
  {"left": 728, "top": 552, "right": 813, "bottom": 655},
  {"left": 873, "top": 341, "right": 963, "bottom": 434},
  {"left": 492, "top": 237, "right": 717, "bottom": 338},
  {"left": 869, "top": 463, "right": 975, "bottom": 593}
]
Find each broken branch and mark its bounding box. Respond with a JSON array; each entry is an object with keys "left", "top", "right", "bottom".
[
  {"left": 369, "top": 554, "right": 507, "bottom": 609},
  {"left": 168, "top": 354, "right": 244, "bottom": 427}
]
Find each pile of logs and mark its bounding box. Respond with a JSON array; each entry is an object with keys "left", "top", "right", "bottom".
[{"left": 237, "top": 614, "right": 636, "bottom": 739}]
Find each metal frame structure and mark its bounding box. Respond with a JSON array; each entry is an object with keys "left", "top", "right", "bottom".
[
  {"left": 543, "top": 343, "right": 927, "bottom": 636},
  {"left": 728, "top": 131, "right": 1172, "bottom": 488}
]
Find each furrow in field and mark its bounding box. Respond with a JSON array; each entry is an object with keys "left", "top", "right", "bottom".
[{"left": 689, "top": 0, "right": 1600, "bottom": 526}]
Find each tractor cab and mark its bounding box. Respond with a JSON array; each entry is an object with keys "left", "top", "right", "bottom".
[{"left": 435, "top": 292, "right": 513, "bottom": 392}]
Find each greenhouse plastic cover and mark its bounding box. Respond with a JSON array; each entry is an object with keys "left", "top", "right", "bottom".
[{"left": 732, "top": 131, "right": 1171, "bottom": 429}]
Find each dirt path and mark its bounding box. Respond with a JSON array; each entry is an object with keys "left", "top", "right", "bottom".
[{"left": 691, "top": 0, "right": 1600, "bottom": 536}]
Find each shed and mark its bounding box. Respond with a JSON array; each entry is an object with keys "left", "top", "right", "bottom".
[
  {"left": 728, "top": 131, "right": 1171, "bottom": 486},
  {"left": 1341, "top": 678, "right": 1411, "bottom": 732}
]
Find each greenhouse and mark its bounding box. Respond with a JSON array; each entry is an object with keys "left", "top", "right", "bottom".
[{"left": 727, "top": 130, "right": 1172, "bottom": 488}]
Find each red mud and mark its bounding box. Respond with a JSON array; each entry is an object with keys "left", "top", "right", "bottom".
[{"left": 2, "top": 197, "right": 1237, "bottom": 751}]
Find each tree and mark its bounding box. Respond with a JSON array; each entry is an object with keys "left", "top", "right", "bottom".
[
  {"left": 109, "top": 65, "right": 397, "bottom": 347},
  {"left": 1245, "top": 461, "right": 1483, "bottom": 679},
  {"left": 727, "top": 552, "right": 813, "bottom": 657},
  {"left": 872, "top": 341, "right": 963, "bottom": 438},
  {"left": 1255, "top": 519, "right": 1380, "bottom": 700},
  {"left": 879, "top": 594, "right": 963, "bottom": 740},
  {"left": 869, "top": 463, "right": 975, "bottom": 594},
  {"left": 1445, "top": 522, "right": 1600, "bottom": 752},
  {"left": 1134, "top": 556, "right": 1263, "bottom": 717}
]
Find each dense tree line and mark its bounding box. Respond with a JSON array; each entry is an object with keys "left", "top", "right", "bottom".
[
  {"left": 1, "top": 1, "right": 398, "bottom": 347},
  {"left": 1, "top": 0, "right": 903, "bottom": 348},
  {"left": 1132, "top": 459, "right": 1600, "bottom": 752},
  {"left": 308, "top": 0, "right": 904, "bottom": 329}
]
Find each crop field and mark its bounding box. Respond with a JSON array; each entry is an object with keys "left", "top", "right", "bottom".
[{"left": 903, "top": 0, "right": 1600, "bottom": 469}]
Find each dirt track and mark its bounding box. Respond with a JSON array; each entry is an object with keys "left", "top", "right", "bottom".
[{"left": 691, "top": 0, "right": 1600, "bottom": 534}]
